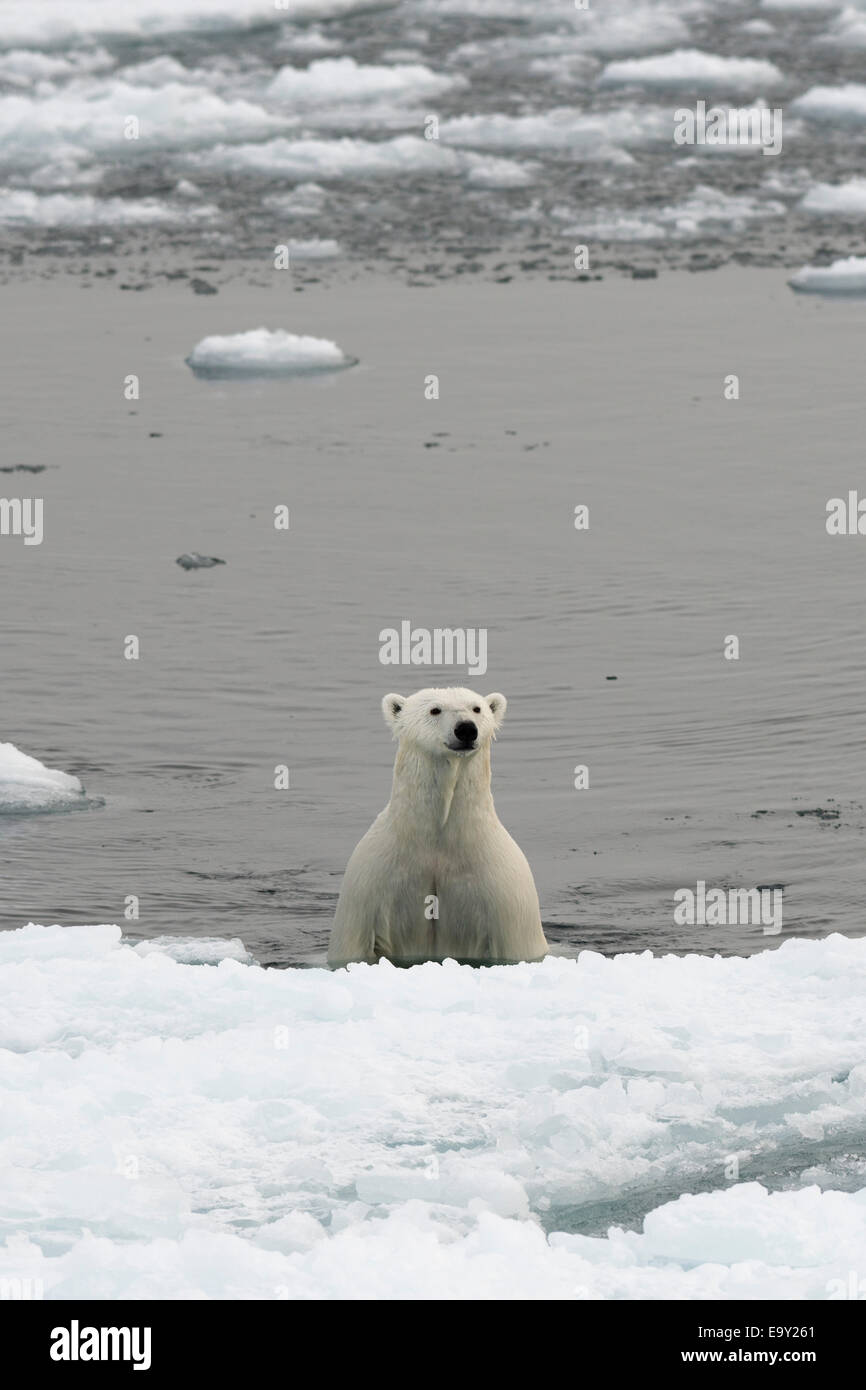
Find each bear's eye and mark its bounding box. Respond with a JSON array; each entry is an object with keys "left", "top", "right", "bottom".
[
  {"left": 429, "top": 707, "right": 441, "bottom": 716},
  {"left": 473, "top": 706, "right": 481, "bottom": 713}
]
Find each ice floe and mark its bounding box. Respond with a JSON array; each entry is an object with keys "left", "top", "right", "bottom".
[
  {"left": 267, "top": 57, "right": 459, "bottom": 107},
  {"left": 0, "top": 80, "right": 283, "bottom": 166},
  {"left": 193, "top": 135, "right": 533, "bottom": 185},
  {"left": 450, "top": 14, "right": 690, "bottom": 68},
  {"left": 439, "top": 106, "right": 668, "bottom": 156},
  {"left": 131, "top": 935, "right": 254, "bottom": 965},
  {"left": 599, "top": 49, "right": 785, "bottom": 91},
  {"left": 800, "top": 177, "right": 866, "bottom": 215},
  {"left": 0, "top": 46, "right": 113, "bottom": 86},
  {"left": 788, "top": 255, "right": 866, "bottom": 293},
  {"left": 186, "top": 328, "right": 356, "bottom": 377},
  {"left": 0, "top": 188, "right": 216, "bottom": 226},
  {"left": 791, "top": 82, "right": 866, "bottom": 124},
  {"left": 0, "top": 743, "right": 86, "bottom": 813},
  {"left": 0, "top": 0, "right": 389, "bottom": 46}
]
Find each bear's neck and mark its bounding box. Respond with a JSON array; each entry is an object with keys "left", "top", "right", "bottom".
[{"left": 388, "top": 742, "right": 495, "bottom": 833}]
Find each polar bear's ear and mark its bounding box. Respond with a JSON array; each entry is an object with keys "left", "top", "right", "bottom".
[
  {"left": 382, "top": 694, "right": 405, "bottom": 730},
  {"left": 486, "top": 693, "right": 507, "bottom": 730}
]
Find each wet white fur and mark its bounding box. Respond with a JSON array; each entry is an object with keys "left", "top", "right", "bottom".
[{"left": 328, "top": 688, "right": 548, "bottom": 966}]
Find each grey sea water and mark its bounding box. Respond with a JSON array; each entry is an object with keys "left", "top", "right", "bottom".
[{"left": 1, "top": 268, "right": 864, "bottom": 964}]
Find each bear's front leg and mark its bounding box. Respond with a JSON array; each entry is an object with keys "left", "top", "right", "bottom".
[{"left": 328, "top": 832, "right": 382, "bottom": 967}]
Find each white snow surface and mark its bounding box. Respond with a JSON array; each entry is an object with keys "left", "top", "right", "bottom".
[
  {"left": 186, "top": 327, "right": 355, "bottom": 375},
  {"left": 788, "top": 255, "right": 866, "bottom": 292},
  {"left": 0, "top": 743, "right": 84, "bottom": 812},
  {"left": 1, "top": 924, "right": 865, "bottom": 1299}
]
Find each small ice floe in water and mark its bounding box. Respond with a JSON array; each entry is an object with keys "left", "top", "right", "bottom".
[
  {"left": 186, "top": 328, "right": 356, "bottom": 378},
  {"left": 0, "top": 741, "right": 85, "bottom": 813},
  {"left": 788, "top": 256, "right": 866, "bottom": 294},
  {"left": 176, "top": 553, "right": 226, "bottom": 570}
]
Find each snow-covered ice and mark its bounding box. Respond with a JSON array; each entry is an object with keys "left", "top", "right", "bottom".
[
  {"left": 800, "top": 178, "right": 866, "bottom": 216},
  {"left": 438, "top": 107, "right": 667, "bottom": 162},
  {"left": 0, "top": 47, "right": 113, "bottom": 85},
  {"left": 131, "top": 935, "right": 254, "bottom": 965},
  {"left": 0, "top": 743, "right": 86, "bottom": 813},
  {"left": 0, "top": 189, "right": 216, "bottom": 227},
  {"left": 1, "top": 924, "right": 865, "bottom": 1299},
  {"left": 791, "top": 83, "right": 866, "bottom": 125},
  {"left": 186, "top": 328, "right": 356, "bottom": 377},
  {"left": 450, "top": 14, "right": 689, "bottom": 68},
  {"left": 193, "top": 135, "right": 533, "bottom": 186},
  {"left": 0, "top": 80, "right": 283, "bottom": 165},
  {"left": 0, "top": 0, "right": 388, "bottom": 46},
  {"left": 741, "top": 19, "right": 777, "bottom": 35},
  {"left": 267, "top": 57, "right": 459, "bottom": 107},
  {"left": 788, "top": 255, "right": 866, "bottom": 293},
  {"left": 599, "top": 49, "right": 785, "bottom": 91}
]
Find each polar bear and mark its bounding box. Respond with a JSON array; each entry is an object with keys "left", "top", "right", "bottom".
[{"left": 328, "top": 688, "right": 548, "bottom": 967}]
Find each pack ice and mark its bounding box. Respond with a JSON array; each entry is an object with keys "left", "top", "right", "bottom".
[{"left": 1, "top": 924, "right": 865, "bottom": 1299}]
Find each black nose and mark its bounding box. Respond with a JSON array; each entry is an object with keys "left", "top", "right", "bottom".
[{"left": 454, "top": 721, "right": 477, "bottom": 744}]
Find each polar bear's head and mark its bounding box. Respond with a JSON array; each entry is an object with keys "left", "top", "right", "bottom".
[{"left": 382, "top": 687, "right": 506, "bottom": 757}]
